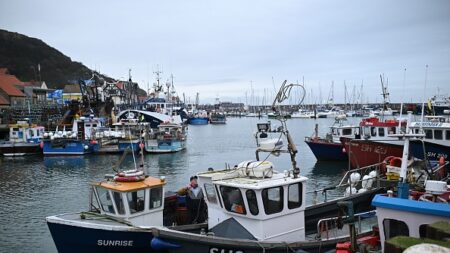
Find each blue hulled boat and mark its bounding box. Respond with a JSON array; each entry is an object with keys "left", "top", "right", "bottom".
[
  {"left": 42, "top": 117, "right": 104, "bottom": 155},
  {"left": 187, "top": 110, "right": 209, "bottom": 125},
  {"left": 46, "top": 172, "right": 172, "bottom": 253},
  {"left": 304, "top": 117, "right": 359, "bottom": 161}
]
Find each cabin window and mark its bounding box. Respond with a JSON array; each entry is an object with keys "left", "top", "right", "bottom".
[
  {"left": 112, "top": 191, "right": 126, "bottom": 215},
  {"left": 342, "top": 128, "right": 352, "bottom": 136},
  {"left": 262, "top": 186, "right": 284, "bottom": 215},
  {"left": 127, "top": 190, "right": 146, "bottom": 214},
  {"left": 425, "top": 129, "right": 433, "bottom": 139},
  {"left": 149, "top": 187, "right": 162, "bottom": 209},
  {"left": 96, "top": 187, "right": 115, "bottom": 214},
  {"left": 434, "top": 130, "right": 443, "bottom": 140},
  {"left": 220, "top": 186, "right": 246, "bottom": 215},
  {"left": 378, "top": 128, "right": 385, "bottom": 137},
  {"left": 389, "top": 127, "right": 396, "bottom": 134},
  {"left": 246, "top": 190, "right": 259, "bottom": 215},
  {"left": 93, "top": 124, "right": 97, "bottom": 127},
  {"left": 204, "top": 183, "right": 217, "bottom": 204},
  {"left": 446, "top": 130, "right": 450, "bottom": 140},
  {"left": 215, "top": 185, "right": 223, "bottom": 208},
  {"left": 371, "top": 127, "right": 377, "bottom": 137},
  {"left": 363, "top": 127, "right": 371, "bottom": 137},
  {"left": 383, "top": 219, "right": 409, "bottom": 240},
  {"left": 332, "top": 128, "right": 338, "bottom": 135},
  {"left": 28, "top": 129, "right": 33, "bottom": 137},
  {"left": 415, "top": 129, "right": 420, "bottom": 134},
  {"left": 288, "top": 183, "right": 302, "bottom": 209},
  {"left": 419, "top": 224, "right": 428, "bottom": 238}
]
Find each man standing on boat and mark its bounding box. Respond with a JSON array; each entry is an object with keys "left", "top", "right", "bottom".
[{"left": 185, "top": 176, "right": 206, "bottom": 223}]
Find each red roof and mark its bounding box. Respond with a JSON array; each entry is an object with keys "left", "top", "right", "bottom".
[
  {"left": 0, "top": 69, "right": 26, "bottom": 97},
  {"left": 0, "top": 95, "right": 9, "bottom": 105}
]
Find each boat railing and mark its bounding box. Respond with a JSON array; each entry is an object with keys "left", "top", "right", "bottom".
[
  {"left": 315, "top": 210, "right": 377, "bottom": 240},
  {"left": 306, "top": 163, "right": 382, "bottom": 203}
]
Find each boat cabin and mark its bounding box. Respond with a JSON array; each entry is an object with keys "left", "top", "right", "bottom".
[
  {"left": 372, "top": 180, "right": 450, "bottom": 252},
  {"left": 198, "top": 161, "right": 308, "bottom": 242},
  {"left": 90, "top": 176, "right": 166, "bottom": 226},
  {"left": 157, "top": 123, "right": 186, "bottom": 141},
  {"left": 410, "top": 121, "right": 450, "bottom": 145},
  {"left": 359, "top": 117, "right": 406, "bottom": 140},
  {"left": 9, "top": 121, "right": 44, "bottom": 143}
]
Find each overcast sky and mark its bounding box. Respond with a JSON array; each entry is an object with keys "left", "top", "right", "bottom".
[{"left": 1, "top": 0, "right": 449, "bottom": 104}]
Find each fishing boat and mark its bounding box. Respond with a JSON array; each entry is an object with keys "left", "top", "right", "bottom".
[
  {"left": 305, "top": 116, "right": 359, "bottom": 161},
  {"left": 145, "top": 122, "right": 187, "bottom": 153},
  {"left": 93, "top": 118, "right": 146, "bottom": 154},
  {"left": 42, "top": 116, "right": 104, "bottom": 155},
  {"left": 46, "top": 81, "right": 381, "bottom": 253},
  {"left": 209, "top": 112, "right": 226, "bottom": 124},
  {"left": 117, "top": 71, "right": 186, "bottom": 128},
  {"left": 187, "top": 110, "right": 209, "bottom": 125},
  {"left": 427, "top": 93, "right": 450, "bottom": 115},
  {"left": 0, "top": 120, "right": 44, "bottom": 156},
  {"left": 371, "top": 120, "right": 450, "bottom": 252},
  {"left": 341, "top": 115, "right": 450, "bottom": 169},
  {"left": 291, "top": 109, "right": 315, "bottom": 118}
]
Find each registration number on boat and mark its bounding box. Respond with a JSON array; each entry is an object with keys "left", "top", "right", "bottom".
[{"left": 210, "top": 247, "right": 244, "bottom": 253}]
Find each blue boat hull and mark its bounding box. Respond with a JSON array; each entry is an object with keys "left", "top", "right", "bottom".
[
  {"left": 411, "top": 140, "right": 449, "bottom": 169},
  {"left": 147, "top": 140, "right": 186, "bottom": 153},
  {"left": 188, "top": 118, "right": 209, "bottom": 125},
  {"left": 305, "top": 140, "right": 347, "bottom": 161},
  {"left": 43, "top": 140, "right": 94, "bottom": 155},
  {"left": 47, "top": 221, "right": 158, "bottom": 253}
]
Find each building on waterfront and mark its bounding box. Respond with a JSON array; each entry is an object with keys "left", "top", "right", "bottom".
[
  {"left": 0, "top": 68, "right": 26, "bottom": 106},
  {"left": 62, "top": 84, "right": 82, "bottom": 104}
]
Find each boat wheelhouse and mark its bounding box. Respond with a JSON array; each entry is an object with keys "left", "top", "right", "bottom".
[
  {"left": 46, "top": 175, "right": 167, "bottom": 253},
  {"left": 209, "top": 112, "right": 226, "bottom": 124},
  {"left": 0, "top": 121, "right": 44, "bottom": 156}
]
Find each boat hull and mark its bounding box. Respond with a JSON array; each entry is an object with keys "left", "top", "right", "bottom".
[
  {"left": 150, "top": 227, "right": 369, "bottom": 253},
  {"left": 146, "top": 140, "right": 186, "bottom": 153},
  {"left": 188, "top": 118, "right": 209, "bottom": 125},
  {"left": 410, "top": 140, "right": 450, "bottom": 168},
  {"left": 47, "top": 219, "right": 157, "bottom": 253},
  {"left": 0, "top": 142, "right": 42, "bottom": 156},
  {"left": 43, "top": 139, "right": 95, "bottom": 155},
  {"left": 305, "top": 139, "right": 347, "bottom": 161},
  {"left": 340, "top": 137, "right": 403, "bottom": 168}
]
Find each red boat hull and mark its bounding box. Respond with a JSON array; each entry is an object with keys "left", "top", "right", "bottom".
[{"left": 340, "top": 137, "right": 404, "bottom": 168}]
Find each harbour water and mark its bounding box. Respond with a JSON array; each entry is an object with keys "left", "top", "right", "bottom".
[{"left": 0, "top": 117, "right": 355, "bottom": 253}]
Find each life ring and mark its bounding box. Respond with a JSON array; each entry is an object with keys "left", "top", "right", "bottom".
[
  {"left": 118, "top": 169, "right": 144, "bottom": 177},
  {"left": 114, "top": 175, "right": 145, "bottom": 182}
]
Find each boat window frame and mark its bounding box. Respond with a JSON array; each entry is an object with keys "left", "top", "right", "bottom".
[
  {"left": 371, "top": 127, "right": 377, "bottom": 137},
  {"left": 262, "top": 186, "right": 284, "bottom": 215},
  {"left": 425, "top": 129, "right": 433, "bottom": 139},
  {"left": 215, "top": 185, "right": 223, "bottom": 208},
  {"left": 378, "top": 127, "right": 385, "bottom": 137},
  {"left": 245, "top": 189, "right": 259, "bottom": 215},
  {"left": 95, "top": 186, "right": 115, "bottom": 214},
  {"left": 126, "top": 189, "right": 146, "bottom": 214},
  {"left": 342, "top": 128, "right": 352, "bottom": 136},
  {"left": 434, "top": 129, "right": 443, "bottom": 140},
  {"left": 382, "top": 218, "right": 409, "bottom": 240},
  {"left": 203, "top": 183, "right": 218, "bottom": 204},
  {"left": 149, "top": 186, "right": 163, "bottom": 209},
  {"left": 219, "top": 186, "right": 247, "bottom": 215},
  {"left": 112, "top": 191, "right": 126, "bottom": 215},
  {"left": 288, "top": 183, "right": 303, "bottom": 209}
]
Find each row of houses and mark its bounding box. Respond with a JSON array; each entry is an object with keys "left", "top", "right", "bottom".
[{"left": 0, "top": 68, "right": 146, "bottom": 109}]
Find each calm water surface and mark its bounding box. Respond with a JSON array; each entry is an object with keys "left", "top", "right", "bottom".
[{"left": 0, "top": 117, "right": 360, "bottom": 253}]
